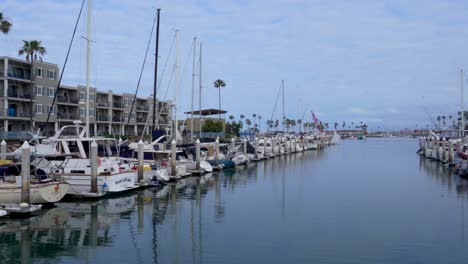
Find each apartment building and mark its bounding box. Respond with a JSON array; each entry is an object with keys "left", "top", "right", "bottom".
[{"left": 0, "top": 56, "right": 171, "bottom": 137}]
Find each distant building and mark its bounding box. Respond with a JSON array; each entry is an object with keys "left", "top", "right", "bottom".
[{"left": 0, "top": 56, "right": 171, "bottom": 136}]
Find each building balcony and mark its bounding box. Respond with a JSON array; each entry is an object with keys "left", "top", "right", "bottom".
[
  {"left": 57, "top": 96, "right": 79, "bottom": 105},
  {"left": 7, "top": 92, "right": 35, "bottom": 101},
  {"left": 113, "top": 102, "right": 123, "bottom": 109},
  {"left": 97, "top": 101, "right": 110, "bottom": 108},
  {"left": 7, "top": 72, "right": 32, "bottom": 81},
  {"left": 137, "top": 106, "right": 150, "bottom": 112},
  {"left": 112, "top": 117, "right": 123, "bottom": 123},
  {"left": 57, "top": 113, "right": 79, "bottom": 120},
  {"left": 0, "top": 108, "right": 34, "bottom": 119},
  {"left": 97, "top": 116, "right": 110, "bottom": 122}
]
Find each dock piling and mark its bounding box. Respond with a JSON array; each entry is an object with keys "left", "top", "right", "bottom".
[
  {"left": 21, "top": 141, "right": 30, "bottom": 205},
  {"left": 137, "top": 140, "right": 144, "bottom": 183},
  {"left": 254, "top": 137, "right": 259, "bottom": 160},
  {"left": 90, "top": 140, "right": 98, "bottom": 194},
  {"left": 243, "top": 138, "right": 247, "bottom": 155},
  {"left": 196, "top": 139, "right": 201, "bottom": 172},
  {"left": 215, "top": 137, "right": 220, "bottom": 166},
  {"left": 1, "top": 140, "right": 6, "bottom": 160},
  {"left": 272, "top": 138, "right": 276, "bottom": 156},
  {"left": 449, "top": 140, "right": 454, "bottom": 164},
  {"left": 171, "top": 139, "right": 177, "bottom": 177}
]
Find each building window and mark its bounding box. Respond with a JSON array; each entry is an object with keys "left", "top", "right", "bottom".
[
  {"left": 89, "top": 93, "right": 95, "bottom": 101},
  {"left": 90, "top": 108, "right": 95, "bottom": 116},
  {"left": 79, "top": 92, "right": 85, "bottom": 101},
  {"left": 35, "top": 86, "right": 43, "bottom": 96},
  {"left": 80, "top": 108, "right": 85, "bottom": 116},
  {"left": 47, "top": 87, "right": 54, "bottom": 97},
  {"left": 36, "top": 68, "right": 43, "bottom": 78},
  {"left": 35, "top": 104, "right": 43, "bottom": 114},
  {"left": 124, "top": 111, "right": 129, "bottom": 118},
  {"left": 47, "top": 70, "right": 55, "bottom": 79},
  {"left": 48, "top": 105, "right": 56, "bottom": 115}
]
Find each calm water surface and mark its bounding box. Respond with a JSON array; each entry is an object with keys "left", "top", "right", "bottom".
[{"left": 2, "top": 138, "right": 468, "bottom": 263}]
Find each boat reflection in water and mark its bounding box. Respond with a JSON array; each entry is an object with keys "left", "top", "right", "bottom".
[{"left": 0, "top": 150, "right": 328, "bottom": 263}]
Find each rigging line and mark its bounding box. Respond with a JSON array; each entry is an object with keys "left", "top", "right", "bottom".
[
  {"left": 154, "top": 63, "right": 176, "bottom": 128},
  {"left": 151, "top": 33, "right": 176, "bottom": 127},
  {"left": 156, "top": 34, "right": 176, "bottom": 95},
  {"left": 178, "top": 38, "right": 195, "bottom": 112},
  {"left": 44, "top": 0, "right": 86, "bottom": 135},
  {"left": 269, "top": 85, "right": 282, "bottom": 123},
  {"left": 125, "top": 12, "right": 158, "bottom": 134}
]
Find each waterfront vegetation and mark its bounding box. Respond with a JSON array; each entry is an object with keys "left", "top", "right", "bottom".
[{"left": 0, "top": 12, "right": 12, "bottom": 34}]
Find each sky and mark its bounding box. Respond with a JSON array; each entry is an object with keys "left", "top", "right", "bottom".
[{"left": 2, "top": 0, "right": 468, "bottom": 131}]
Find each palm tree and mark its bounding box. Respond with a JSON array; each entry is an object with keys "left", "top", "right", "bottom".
[
  {"left": 0, "top": 12, "right": 12, "bottom": 34},
  {"left": 436, "top": 116, "right": 441, "bottom": 127},
  {"left": 240, "top": 114, "right": 245, "bottom": 120},
  {"left": 228, "top": 115, "right": 235, "bottom": 121},
  {"left": 18, "top": 40, "right": 47, "bottom": 62},
  {"left": 258, "top": 115, "right": 262, "bottom": 132},
  {"left": 213, "top": 79, "right": 226, "bottom": 119},
  {"left": 18, "top": 40, "right": 46, "bottom": 130},
  {"left": 245, "top": 119, "right": 252, "bottom": 130}
]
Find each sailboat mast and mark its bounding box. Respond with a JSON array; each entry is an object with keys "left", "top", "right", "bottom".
[
  {"left": 191, "top": 37, "right": 197, "bottom": 143},
  {"left": 199, "top": 43, "right": 203, "bottom": 139},
  {"left": 174, "top": 30, "right": 180, "bottom": 141},
  {"left": 462, "top": 68, "right": 465, "bottom": 138},
  {"left": 152, "top": 9, "right": 161, "bottom": 133},
  {"left": 85, "top": 0, "right": 92, "bottom": 137},
  {"left": 282, "top": 80, "right": 285, "bottom": 131}
]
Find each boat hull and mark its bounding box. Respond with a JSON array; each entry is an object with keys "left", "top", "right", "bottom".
[
  {"left": 0, "top": 182, "right": 69, "bottom": 204},
  {"left": 62, "top": 171, "right": 137, "bottom": 196}
]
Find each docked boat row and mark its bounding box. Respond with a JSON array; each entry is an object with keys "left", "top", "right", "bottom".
[
  {"left": 0, "top": 121, "right": 335, "bottom": 215},
  {"left": 416, "top": 130, "right": 468, "bottom": 178}
]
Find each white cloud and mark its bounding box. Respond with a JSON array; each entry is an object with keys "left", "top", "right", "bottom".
[{"left": 2, "top": 0, "right": 467, "bottom": 129}]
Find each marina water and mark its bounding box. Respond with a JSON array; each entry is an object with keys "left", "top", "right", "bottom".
[{"left": 1, "top": 138, "right": 468, "bottom": 263}]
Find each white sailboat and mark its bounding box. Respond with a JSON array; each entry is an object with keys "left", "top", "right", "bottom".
[
  {"left": 27, "top": 122, "right": 138, "bottom": 197},
  {"left": 0, "top": 153, "right": 69, "bottom": 204},
  {"left": 330, "top": 131, "right": 341, "bottom": 145}
]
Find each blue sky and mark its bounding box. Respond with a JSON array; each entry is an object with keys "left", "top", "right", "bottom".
[{"left": 2, "top": 0, "right": 468, "bottom": 130}]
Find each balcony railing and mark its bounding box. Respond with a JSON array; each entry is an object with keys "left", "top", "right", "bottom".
[
  {"left": 5, "top": 108, "right": 34, "bottom": 118},
  {"left": 112, "top": 117, "right": 123, "bottom": 122},
  {"left": 58, "top": 113, "right": 78, "bottom": 120},
  {"left": 7, "top": 71, "right": 31, "bottom": 80},
  {"left": 136, "top": 118, "right": 146, "bottom": 123},
  {"left": 113, "top": 102, "right": 123, "bottom": 108},
  {"left": 97, "top": 102, "right": 109, "bottom": 107},
  {"left": 137, "top": 106, "right": 150, "bottom": 111},
  {"left": 97, "top": 116, "right": 109, "bottom": 122},
  {"left": 8, "top": 92, "right": 34, "bottom": 99},
  {"left": 57, "top": 96, "right": 79, "bottom": 104}
]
